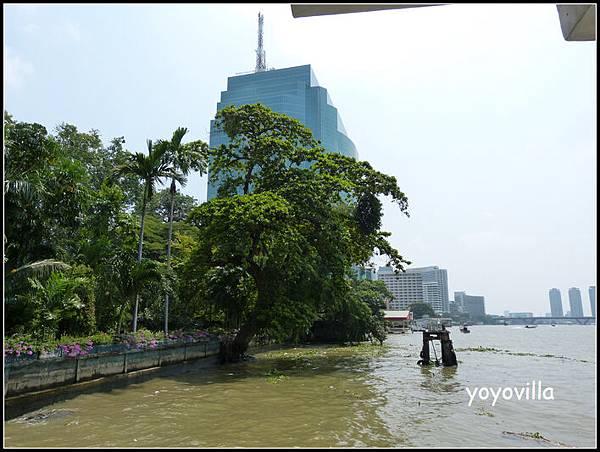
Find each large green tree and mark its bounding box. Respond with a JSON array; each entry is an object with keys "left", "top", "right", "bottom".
[
  {"left": 4, "top": 114, "right": 91, "bottom": 269},
  {"left": 186, "top": 104, "right": 410, "bottom": 362},
  {"left": 409, "top": 302, "right": 436, "bottom": 319}
]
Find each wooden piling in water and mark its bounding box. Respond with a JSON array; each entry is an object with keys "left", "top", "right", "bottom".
[{"left": 417, "top": 328, "right": 457, "bottom": 367}]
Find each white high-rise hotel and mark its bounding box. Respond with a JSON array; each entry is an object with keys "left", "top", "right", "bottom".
[{"left": 378, "top": 266, "right": 449, "bottom": 314}]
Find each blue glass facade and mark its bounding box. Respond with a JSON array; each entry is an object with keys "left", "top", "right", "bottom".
[{"left": 208, "top": 64, "right": 358, "bottom": 199}]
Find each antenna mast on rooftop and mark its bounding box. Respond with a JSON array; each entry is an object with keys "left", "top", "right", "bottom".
[{"left": 255, "top": 12, "right": 266, "bottom": 72}]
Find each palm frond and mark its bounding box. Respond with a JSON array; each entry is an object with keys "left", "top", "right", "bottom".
[
  {"left": 4, "top": 179, "right": 39, "bottom": 203},
  {"left": 171, "top": 127, "right": 188, "bottom": 149},
  {"left": 6, "top": 260, "right": 71, "bottom": 300},
  {"left": 11, "top": 259, "right": 71, "bottom": 278},
  {"left": 159, "top": 169, "right": 187, "bottom": 186}
]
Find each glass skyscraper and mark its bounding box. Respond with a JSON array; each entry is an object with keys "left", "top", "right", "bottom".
[
  {"left": 568, "top": 287, "right": 584, "bottom": 317},
  {"left": 207, "top": 64, "right": 358, "bottom": 199},
  {"left": 548, "top": 288, "right": 564, "bottom": 317},
  {"left": 589, "top": 286, "right": 596, "bottom": 317}
]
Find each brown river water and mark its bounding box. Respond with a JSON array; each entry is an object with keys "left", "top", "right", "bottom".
[{"left": 4, "top": 325, "right": 596, "bottom": 448}]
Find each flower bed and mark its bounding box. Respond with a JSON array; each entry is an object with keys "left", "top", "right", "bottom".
[
  {"left": 4, "top": 341, "right": 37, "bottom": 363},
  {"left": 4, "top": 329, "right": 214, "bottom": 363}
]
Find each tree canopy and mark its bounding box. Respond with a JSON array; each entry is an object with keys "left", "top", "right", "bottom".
[
  {"left": 185, "top": 103, "right": 410, "bottom": 361},
  {"left": 409, "top": 302, "right": 436, "bottom": 319}
]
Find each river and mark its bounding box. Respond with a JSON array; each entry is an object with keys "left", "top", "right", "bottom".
[{"left": 4, "top": 325, "right": 596, "bottom": 448}]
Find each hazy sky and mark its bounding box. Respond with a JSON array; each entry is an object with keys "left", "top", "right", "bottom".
[{"left": 4, "top": 3, "right": 596, "bottom": 315}]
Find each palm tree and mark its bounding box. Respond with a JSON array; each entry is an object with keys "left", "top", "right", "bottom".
[
  {"left": 156, "top": 128, "right": 208, "bottom": 334},
  {"left": 112, "top": 139, "right": 185, "bottom": 332}
]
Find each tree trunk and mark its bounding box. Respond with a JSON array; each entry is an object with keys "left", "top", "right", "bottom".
[
  {"left": 133, "top": 190, "right": 148, "bottom": 333},
  {"left": 219, "top": 267, "right": 264, "bottom": 363},
  {"left": 243, "top": 167, "right": 253, "bottom": 195},
  {"left": 219, "top": 321, "right": 256, "bottom": 364},
  {"left": 164, "top": 178, "right": 176, "bottom": 335},
  {"left": 116, "top": 301, "right": 127, "bottom": 334}
]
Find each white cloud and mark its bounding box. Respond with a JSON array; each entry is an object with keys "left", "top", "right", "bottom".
[{"left": 4, "top": 46, "right": 34, "bottom": 90}]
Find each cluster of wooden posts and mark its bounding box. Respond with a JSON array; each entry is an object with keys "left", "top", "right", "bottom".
[{"left": 417, "top": 329, "right": 458, "bottom": 367}]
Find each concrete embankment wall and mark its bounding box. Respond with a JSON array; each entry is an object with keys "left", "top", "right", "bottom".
[{"left": 5, "top": 339, "right": 221, "bottom": 398}]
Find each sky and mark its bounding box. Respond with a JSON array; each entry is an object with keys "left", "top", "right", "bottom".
[{"left": 4, "top": 3, "right": 596, "bottom": 316}]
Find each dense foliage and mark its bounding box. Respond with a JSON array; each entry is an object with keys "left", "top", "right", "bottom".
[
  {"left": 4, "top": 105, "right": 410, "bottom": 362},
  {"left": 4, "top": 112, "right": 205, "bottom": 340},
  {"left": 408, "top": 302, "right": 437, "bottom": 319},
  {"left": 310, "top": 279, "right": 392, "bottom": 345}
]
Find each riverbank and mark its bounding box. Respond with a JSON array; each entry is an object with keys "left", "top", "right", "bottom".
[
  {"left": 4, "top": 338, "right": 221, "bottom": 419},
  {"left": 4, "top": 341, "right": 380, "bottom": 421}
]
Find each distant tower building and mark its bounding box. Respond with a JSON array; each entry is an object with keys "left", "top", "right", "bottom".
[
  {"left": 406, "top": 266, "right": 449, "bottom": 313},
  {"left": 455, "top": 291, "right": 486, "bottom": 319},
  {"left": 589, "top": 286, "right": 596, "bottom": 317},
  {"left": 568, "top": 287, "right": 584, "bottom": 317},
  {"left": 423, "top": 281, "right": 443, "bottom": 314},
  {"left": 455, "top": 291, "right": 466, "bottom": 312},
  {"left": 548, "top": 288, "right": 564, "bottom": 317},
  {"left": 449, "top": 300, "right": 461, "bottom": 313},
  {"left": 207, "top": 14, "right": 358, "bottom": 199},
  {"left": 378, "top": 267, "right": 423, "bottom": 310}
]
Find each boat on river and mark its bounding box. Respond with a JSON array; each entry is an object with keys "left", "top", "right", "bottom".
[
  {"left": 524, "top": 325, "right": 537, "bottom": 329},
  {"left": 460, "top": 325, "right": 470, "bottom": 333}
]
